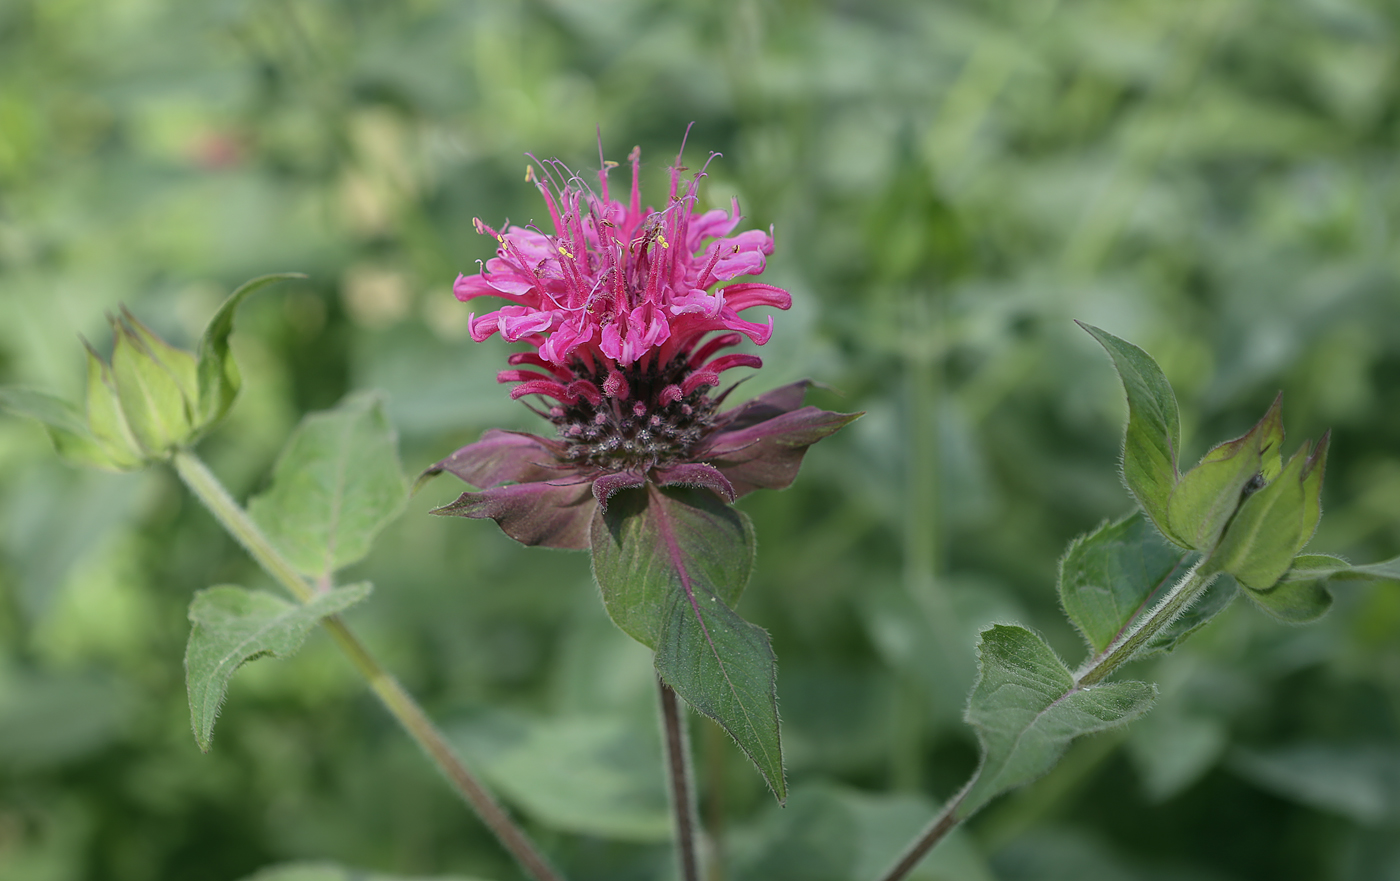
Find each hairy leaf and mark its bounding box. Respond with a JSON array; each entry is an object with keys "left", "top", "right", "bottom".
[
  {"left": 958, "top": 624, "right": 1155, "bottom": 817},
  {"left": 185, "top": 583, "right": 371, "bottom": 751},
  {"left": 590, "top": 486, "right": 754, "bottom": 647},
  {"left": 1078, "top": 322, "right": 1183, "bottom": 545},
  {"left": 591, "top": 485, "right": 781, "bottom": 799},
  {"left": 249, "top": 393, "right": 407, "bottom": 580},
  {"left": 1059, "top": 512, "right": 1192, "bottom": 654}
]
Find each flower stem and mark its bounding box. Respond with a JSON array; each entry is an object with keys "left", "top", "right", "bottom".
[
  {"left": 658, "top": 677, "right": 701, "bottom": 881},
  {"left": 1073, "top": 559, "right": 1218, "bottom": 688},
  {"left": 873, "top": 558, "right": 1219, "bottom": 881},
  {"left": 171, "top": 449, "right": 565, "bottom": 881}
]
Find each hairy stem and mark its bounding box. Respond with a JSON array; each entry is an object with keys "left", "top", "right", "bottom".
[
  {"left": 172, "top": 449, "right": 565, "bottom": 881},
  {"left": 659, "top": 677, "right": 701, "bottom": 881},
  {"left": 1073, "top": 559, "right": 1217, "bottom": 687},
  {"left": 874, "top": 558, "right": 1219, "bottom": 881}
]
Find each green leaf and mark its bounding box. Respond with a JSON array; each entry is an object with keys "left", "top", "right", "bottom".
[
  {"left": 655, "top": 573, "right": 784, "bottom": 801},
  {"left": 1077, "top": 322, "right": 1183, "bottom": 544},
  {"left": 958, "top": 624, "right": 1155, "bottom": 817},
  {"left": 110, "top": 314, "right": 193, "bottom": 456},
  {"left": 185, "top": 583, "right": 371, "bottom": 751},
  {"left": 450, "top": 712, "right": 669, "bottom": 841},
  {"left": 1058, "top": 512, "right": 1192, "bottom": 654},
  {"left": 196, "top": 273, "right": 306, "bottom": 428},
  {"left": 1241, "top": 573, "right": 1333, "bottom": 623},
  {"left": 0, "top": 386, "right": 115, "bottom": 469},
  {"left": 590, "top": 486, "right": 755, "bottom": 647},
  {"left": 1231, "top": 744, "right": 1400, "bottom": 825},
  {"left": 1166, "top": 394, "right": 1282, "bottom": 551},
  {"left": 239, "top": 862, "right": 495, "bottom": 881},
  {"left": 1284, "top": 553, "right": 1400, "bottom": 585},
  {"left": 590, "top": 485, "right": 781, "bottom": 799},
  {"left": 248, "top": 393, "right": 407, "bottom": 580}
]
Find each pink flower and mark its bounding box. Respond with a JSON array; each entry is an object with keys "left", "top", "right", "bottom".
[{"left": 427, "top": 144, "right": 858, "bottom": 548}]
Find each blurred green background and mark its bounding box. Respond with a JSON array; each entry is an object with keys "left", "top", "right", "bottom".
[{"left": 4, "top": 0, "right": 1400, "bottom": 879}]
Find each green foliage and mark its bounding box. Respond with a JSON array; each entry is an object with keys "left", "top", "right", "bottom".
[
  {"left": 196, "top": 274, "right": 307, "bottom": 427},
  {"left": 185, "top": 583, "right": 372, "bottom": 751},
  {"left": 248, "top": 394, "right": 407, "bottom": 581},
  {"left": 959, "top": 625, "right": 1155, "bottom": 818},
  {"left": 1166, "top": 395, "right": 1282, "bottom": 550},
  {"left": 1076, "top": 323, "right": 1182, "bottom": 543},
  {"left": 240, "top": 864, "right": 494, "bottom": 881},
  {"left": 4, "top": 0, "right": 1400, "bottom": 879},
  {"left": 1058, "top": 512, "right": 1190, "bottom": 653},
  {"left": 450, "top": 712, "right": 669, "bottom": 841},
  {"left": 591, "top": 486, "right": 784, "bottom": 801}
]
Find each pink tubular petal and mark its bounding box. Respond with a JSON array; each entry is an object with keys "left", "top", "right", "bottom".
[
  {"left": 720, "top": 282, "right": 792, "bottom": 312},
  {"left": 509, "top": 380, "right": 579, "bottom": 404},
  {"left": 566, "top": 380, "right": 603, "bottom": 405},
  {"left": 496, "top": 369, "right": 554, "bottom": 385},
  {"left": 432, "top": 482, "right": 596, "bottom": 549},
  {"left": 652, "top": 463, "right": 736, "bottom": 502},
  {"left": 701, "top": 353, "right": 763, "bottom": 376},
  {"left": 681, "top": 371, "right": 720, "bottom": 396},
  {"left": 688, "top": 332, "right": 743, "bottom": 367},
  {"left": 592, "top": 471, "right": 647, "bottom": 507},
  {"left": 507, "top": 352, "right": 572, "bottom": 380}
]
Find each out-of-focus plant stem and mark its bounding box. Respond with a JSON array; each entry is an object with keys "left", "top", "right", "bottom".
[
  {"left": 659, "top": 678, "right": 701, "bottom": 881},
  {"left": 171, "top": 448, "right": 566, "bottom": 881}
]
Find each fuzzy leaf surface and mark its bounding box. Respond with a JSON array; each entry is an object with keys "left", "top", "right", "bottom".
[
  {"left": 1284, "top": 554, "right": 1400, "bottom": 585},
  {"left": 590, "top": 486, "right": 754, "bottom": 647},
  {"left": 959, "top": 624, "right": 1155, "bottom": 818},
  {"left": 249, "top": 393, "right": 407, "bottom": 580},
  {"left": 1078, "top": 322, "right": 1182, "bottom": 543},
  {"left": 185, "top": 583, "right": 371, "bottom": 751},
  {"left": 591, "top": 485, "right": 781, "bottom": 799},
  {"left": 1059, "top": 512, "right": 1192, "bottom": 653}
]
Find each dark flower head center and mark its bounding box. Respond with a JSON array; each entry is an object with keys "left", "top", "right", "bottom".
[{"left": 547, "top": 358, "right": 717, "bottom": 472}]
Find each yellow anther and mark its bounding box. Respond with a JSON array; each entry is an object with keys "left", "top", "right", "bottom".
[
  {"left": 657, "top": 233, "right": 670, "bottom": 249},
  {"left": 525, "top": 165, "right": 535, "bottom": 182},
  {"left": 559, "top": 245, "right": 574, "bottom": 258}
]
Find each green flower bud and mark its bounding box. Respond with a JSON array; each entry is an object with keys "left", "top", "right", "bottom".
[
  {"left": 1, "top": 274, "right": 303, "bottom": 471},
  {"left": 1166, "top": 394, "right": 1283, "bottom": 552},
  {"left": 109, "top": 310, "right": 199, "bottom": 458},
  {"left": 1210, "top": 431, "right": 1330, "bottom": 592}
]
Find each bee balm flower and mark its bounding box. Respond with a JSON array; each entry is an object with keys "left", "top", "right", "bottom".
[{"left": 426, "top": 145, "right": 857, "bottom": 548}]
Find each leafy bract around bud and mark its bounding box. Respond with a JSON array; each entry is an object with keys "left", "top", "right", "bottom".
[
  {"left": 1211, "top": 432, "right": 1329, "bottom": 593},
  {"left": 1166, "top": 394, "right": 1283, "bottom": 551},
  {"left": 0, "top": 274, "right": 303, "bottom": 470},
  {"left": 1082, "top": 322, "right": 1333, "bottom": 620}
]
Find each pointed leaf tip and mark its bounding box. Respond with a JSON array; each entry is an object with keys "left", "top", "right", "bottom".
[
  {"left": 197, "top": 273, "right": 307, "bottom": 428},
  {"left": 959, "top": 623, "right": 1154, "bottom": 817},
  {"left": 185, "top": 583, "right": 371, "bottom": 751},
  {"left": 1077, "top": 322, "right": 1183, "bottom": 545}
]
